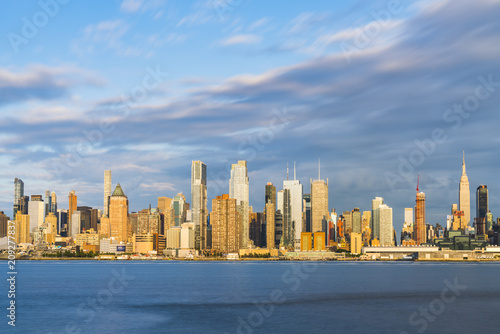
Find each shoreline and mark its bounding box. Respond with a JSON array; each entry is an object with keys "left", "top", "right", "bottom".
[{"left": 4, "top": 257, "right": 500, "bottom": 262}]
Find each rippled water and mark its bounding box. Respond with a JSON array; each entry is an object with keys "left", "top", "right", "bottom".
[{"left": 4, "top": 260, "right": 500, "bottom": 333}]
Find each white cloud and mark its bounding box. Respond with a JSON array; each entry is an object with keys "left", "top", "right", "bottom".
[
  {"left": 220, "top": 34, "right": 262, "bottom": 46},
  {"left": 120, "top": 0, "right": 144, "bottom": 13}
]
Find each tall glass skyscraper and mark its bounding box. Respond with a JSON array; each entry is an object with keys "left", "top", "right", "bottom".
[
  {"left": 229, "top": 160, "right": 249, "bottom": 248},
  {"left": 283, "top": 163, "right": 303, "bottom": 250},
  {"left": 14, "top": 178, "right": 24, "bottom": 217},
  {"left": 476, "top": 185, "right": 488, "bottom": 219},
  {"left": 191, "top": 160, "right": 207, "bottom": 250}
]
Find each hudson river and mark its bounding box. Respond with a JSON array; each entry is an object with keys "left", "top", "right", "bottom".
[{"left": 4, "top": 261, "right": 500, "bottom": 333}]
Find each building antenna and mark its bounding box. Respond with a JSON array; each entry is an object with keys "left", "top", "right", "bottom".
[
  {"left": 287, "top": 162, "right": 289, "bottom": 181},
  {"left": 318, "top": 158, "right": 321, "bottom": 180},
  {"left": 294, "top": 161, "right": 296, "bottom": 181},
  {"left": 416, "top": 175, "right": 420, "bottom": 192}
]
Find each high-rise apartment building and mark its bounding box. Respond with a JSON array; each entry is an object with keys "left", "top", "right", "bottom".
[
  {"left": 68, "top": 191, "right": 77, "bottom": 226},
  {"left": 44, "top": 190, "right": 51, "bottom": 217},
  {"left": 104, "top": 170, "right": 112, "bottom": 217},
  {"left": 310, "top": 161, "right": 328, "bottom": 233},
  {"left": 108, "top": 183, "right": 129, "bottom": 243},
  {"left": 13, "top": 213, "right": 30, "bottom": 244},
  {"left": 191, "top": 160, "right": 207, "bottom": 250},
  {"left": 371, "top": 197, "right": 384, "bottom": 240},
  {"left": 229, "top": 160, "right": 249, "bottom": 248},
  {"left": 50, "top": 192, "right": 57, "bottom": 214},
  {"left": 0, "top": 212, "right": 9, "bottom": 238},
  {"left": 378, "top": 204, "right": 394, "bottom": 246},
  {"left": 211, "top": 194, "right": 241, "bottom": 253},
  {"left": 459, "top": 152, "right": 470, "bottom": 227},
  {"left": 28, "top": 197, "right": 45, "bottom": 233}
]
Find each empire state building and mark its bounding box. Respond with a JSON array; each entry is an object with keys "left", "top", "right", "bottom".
[{"left": 459, "top": 151, "right": 471, "bottom": 227}]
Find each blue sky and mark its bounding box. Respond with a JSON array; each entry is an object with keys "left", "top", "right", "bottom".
[{"left": 1, "top": 0, "right": 500, "bottom": 233}]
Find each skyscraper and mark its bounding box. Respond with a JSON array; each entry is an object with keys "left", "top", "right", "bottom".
[
  {"left": 104, "top": 170, "right": 112, "bottom": 217},
  {"left": 277, "top": 188, "right": 293, "bottom": 248},
  {"left": 459, "top": 152, "right": 470, "bottom": 227},
  {"left": 50, "top": 192, "right": 57, "bottom": 213},
  {"left": 211, "top": 194, "right": 241, "bottom": 253},
  {"left": 108, "top": 183, "right": 129, "bottom": 243},
  {"left": 283, "top": 162, "right": 303, "bottom": 249},
  {"left": 172, "top": 193, "right": 187, "bottom": 226},
  {"left": 265, "top": 182, "right": 276, "bottom": 207},
  {"left": 13, "top": 178, "right": 24, "bottom": 217},
  {"left": 378, "top": 204, "right": 394, "bottom": 246},
  {"left": 303, "top": 194, "right": 311, "bottom": 232},
  {"left": 28, "top": 197, "right": 45, "bottom": 233},
  {"left": 229, "top": 160, "right": 249, "bottom": 248},
  {"left": 266, "top": 202, "right": 276, "bottom": 249},
  {"left": 476, "top": 185, "right": 488, "bottom": 220},
  {"left": 352, "top": 208, "right": 361, "bottom": 234},
  {"left": 310, "top": 160, "right": 328, "bottom": 233},
  {"left": 414, "top": 181, "right": 426, "bottom": 245},
  {"left": 68, "top": 191, "right": 77, "bottom": 226},
  {"left": 371, "top": 197, "right": 384, "bottom": 240},
  {"left": 191, "top": 160, "right": 207, "bottom": 250},
  {"left": 44, "top": 190, "right": 51, "bottom": 217}
]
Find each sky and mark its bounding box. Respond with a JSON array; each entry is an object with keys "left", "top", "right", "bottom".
[{"left": 1, "top": 0, "right": 500, "bottom": 234}]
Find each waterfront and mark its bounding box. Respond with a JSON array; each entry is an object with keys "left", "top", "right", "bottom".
[{"left": 3, "top": 261, "right": 500, "bottom": 333}]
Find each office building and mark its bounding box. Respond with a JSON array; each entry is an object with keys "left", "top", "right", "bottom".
[
  {"left": 283, "top": 163, "right": 303, "bottom": 249},
  {"left": 13, "top": 178, "right": 24, "bottom": 217},
  {"left": 459, "top": 152, "right": 471, "bottom": 227},
  {"left": 311, "top": 161, "right": 329, "bottom": 233},
  {"left": 229, "top": 160, "right": 249, "bottom": 248},
  {"left": 303, "top": 194, "right": 311, "bottom": 233},
  {"left": 476, "top": 185, "right": 488, "bottom": 220}
]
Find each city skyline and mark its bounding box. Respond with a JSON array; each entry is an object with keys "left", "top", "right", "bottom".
[
  {"left": 4, "top": 152, "right": 497, "bottom": 235},
  {"left": 1, "top": 0, "right": 500, "bottom": 234}
]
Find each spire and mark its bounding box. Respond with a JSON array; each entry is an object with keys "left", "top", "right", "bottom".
[
  {"left": 112, "top": 183, "right": 125, "bottom": 197},
  {"left": 294, "top": 161, "right": 296, "bottom": 181},
  {"left": 416, "top": 175, "right": 419, "bottom": 192},
  {"left": 286, "top": 162, "right": 289, "bottom": 181},
  {"left": 462, "top": 150, "right": 466, "bottom": 175}
]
